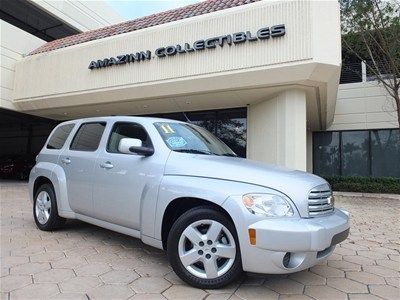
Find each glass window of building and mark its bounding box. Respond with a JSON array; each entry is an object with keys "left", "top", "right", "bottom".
[
  {"left": 371, "top": 129, "right": 400, "bottom": 177},
  {"left": 313, "top": 129, "right": 400, "bottom": 178},
  {"left": 187, "top": 110, "right": 217, "bottom": 135},
  {"left": 341, "top": 131, "right": 370, "bottom": 176},
  {"left": 313, "top": 132, "right": 340, "bottom": 177},
  {"left": 216, "top": 110, "right": 247, "bottom": 158}
]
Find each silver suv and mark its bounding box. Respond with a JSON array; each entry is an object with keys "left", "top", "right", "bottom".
[{"left": 29, "top": 116, "right": 350, "bottom": 288}]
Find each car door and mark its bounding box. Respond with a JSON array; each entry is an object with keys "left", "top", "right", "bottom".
[
  {"left": 59, "top": 121, "right": 106, "bottom": 216},
  {"left": 92, "top": 121, "right": 159, "bottom": 230}
]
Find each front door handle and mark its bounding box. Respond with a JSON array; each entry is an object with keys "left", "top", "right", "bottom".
[
  {"left": 100, "top": 161, "right": 114, "bottom": 169},
  {"left": 61, "top": 158, "right": 71, "bottom": 165}
]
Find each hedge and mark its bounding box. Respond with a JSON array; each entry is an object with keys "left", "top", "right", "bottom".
[{"left": 324, "top": 176, "right": 400, "bottom": 194}]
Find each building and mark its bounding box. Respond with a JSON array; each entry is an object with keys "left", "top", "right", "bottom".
[
  {"left": 1, "top": 0, "right": 124, "bottom": 108},
  {"left": 0, "top": 0, "right": 124, "bottom": 177},
  {"left": 1, "top": 0, "right": 399, "bottom": 179}
]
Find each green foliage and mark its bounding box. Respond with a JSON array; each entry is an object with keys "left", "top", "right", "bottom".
[
  {"left": 341, "top": 0, "right": 400, "bottom": 62},
  {"left": 325, "top": 176, "right": 400, "bottom": 194},
  {"left": 340, "top": 0, "right": 400, "bottom": 127}
]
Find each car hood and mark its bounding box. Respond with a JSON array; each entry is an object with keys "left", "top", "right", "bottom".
[{"left": 165, "top": 152, "right": 328, "bottom": 217}]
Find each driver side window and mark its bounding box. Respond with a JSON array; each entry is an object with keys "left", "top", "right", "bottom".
[{"left": 107, "top": 122, "right": 152, "bottom": 153}]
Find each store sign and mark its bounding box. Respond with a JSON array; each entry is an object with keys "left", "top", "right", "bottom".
[{"left": 88, "top": 24, "right": 285, "bottom": 70}]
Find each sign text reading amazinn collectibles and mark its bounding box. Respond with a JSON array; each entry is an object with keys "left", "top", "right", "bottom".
[{"left": 88, "top": 24, "right": 285, "bottom": 70}]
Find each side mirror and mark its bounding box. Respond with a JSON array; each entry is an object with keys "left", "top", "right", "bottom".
[{"left": 118, "top": 138, "right": 154, "bottom": 156}]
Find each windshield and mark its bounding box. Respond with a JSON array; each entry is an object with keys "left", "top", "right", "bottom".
[{"left": 154, "top": 122, "right": 237, "bottom": 156}]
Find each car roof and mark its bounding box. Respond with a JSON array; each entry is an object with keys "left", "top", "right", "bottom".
[{"left": 57, "top": 116, "right": 187, "bottom": 126}]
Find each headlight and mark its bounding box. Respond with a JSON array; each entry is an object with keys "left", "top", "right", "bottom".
[{"left": 242, "top": 193, "right": 294, "bottom": 217}]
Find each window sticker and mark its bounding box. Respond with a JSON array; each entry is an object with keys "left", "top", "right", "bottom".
[
  {"left": 160, "top": 124, "right": 175, "bottom": 134},
  {"left": 166, "top": 136, "right": 187, "bottom": 148}
]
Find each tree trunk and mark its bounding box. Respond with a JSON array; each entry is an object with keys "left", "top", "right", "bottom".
[
  {"left": 395, "top": 84, "right": 400, "bottom": 129},
  {"left": 396, "top": 94, "right": 400, "bottom": 129}
]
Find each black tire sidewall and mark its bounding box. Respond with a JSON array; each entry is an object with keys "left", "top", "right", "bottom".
[
  {"left": 167, "top": 206, "right": 242, "bottom": 289},
  {"left": 33, "top": 184, "right": 62, "bottom": 231}
]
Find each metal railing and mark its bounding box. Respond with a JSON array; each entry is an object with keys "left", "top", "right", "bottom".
[{"left": 340, "top": 60, "right": 393, "bottom": 84}]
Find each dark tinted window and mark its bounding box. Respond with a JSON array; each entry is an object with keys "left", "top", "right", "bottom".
[
  {"left": 107, "top": 122, "right": 152, "bottom": 153},
  {"left": 313, "top": 132, "right": 340, "bottom": 177},
  {"left": 341, "top": 131, "right": 370, "bottom": 176},
  {"left": 46, "top": 124, "right": 74, "bottom": 150},
  {"left": 371, "top": 129, "right": 400, "bottom": 177},
  {"left": 216, "top": 110, "right": 247, "bottom": 158},
  {"left": 313, "top": 129, "right": 400, "bottom": 178},
  {"left": 70, "top": 123, "right": 105, "bottom": 151}
]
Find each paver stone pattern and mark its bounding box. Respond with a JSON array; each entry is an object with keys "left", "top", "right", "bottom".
[{"left": 1, "top": 182, "right": 399, "bottom": 299}]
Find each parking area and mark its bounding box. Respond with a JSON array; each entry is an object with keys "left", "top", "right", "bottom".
[{"left": 1, "top": 181, "right": 399, "bottom": 300}]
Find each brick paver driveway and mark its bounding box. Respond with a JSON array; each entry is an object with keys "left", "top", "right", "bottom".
[{"left": 1, "top": 181, "right": 399, "bottom": 300}]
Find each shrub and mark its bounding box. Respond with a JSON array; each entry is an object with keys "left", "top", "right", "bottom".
[{"left": 324, "top": 176, "right": 400, "bottom": 194}]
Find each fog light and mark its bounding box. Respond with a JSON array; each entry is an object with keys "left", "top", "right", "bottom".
[
  {"left": 248, "top": 228, "right": 256, "bottom": 245},
  {"left": 283, "top": 252, "right": 291, "bottom": 268}
]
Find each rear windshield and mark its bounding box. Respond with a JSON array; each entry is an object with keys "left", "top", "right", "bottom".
[{"left": 46, "top": 124, "right": 75, "bottom": 150}]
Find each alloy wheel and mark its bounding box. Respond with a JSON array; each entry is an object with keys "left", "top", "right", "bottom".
[
  {"left": 178, "top": 219, "right": 236, "bottom": 279},
  {"left": 35, "top": 191, "right": 51, "bottom": 224}
]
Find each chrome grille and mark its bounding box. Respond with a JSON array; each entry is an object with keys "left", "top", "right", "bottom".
[{"left": 308, "top": 184, "right": 334, "bottom": 217}]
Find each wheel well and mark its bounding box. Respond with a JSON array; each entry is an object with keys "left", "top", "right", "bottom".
[
  {"left": 161, "top": 197, "right": 233, "bottom": 250},
  {"left": 33, "top": 176, "right": 53, "bottom": 196}
]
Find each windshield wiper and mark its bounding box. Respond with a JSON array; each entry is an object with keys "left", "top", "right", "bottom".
[{"left": 174, "top": 149, "right": 213, "bottom": 155}]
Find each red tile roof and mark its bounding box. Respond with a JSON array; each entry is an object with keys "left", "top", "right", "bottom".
[{"left": 29, "top": 0, "right": 260, "bottom": 55}]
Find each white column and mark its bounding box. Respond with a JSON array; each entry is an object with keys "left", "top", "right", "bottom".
[
  {"left": 361, "top": 61, "right": 367, "bottom": 82},
  {"left": 306, "top": 130, "right": 313, "bottom": 172},
  {"left": 247, "top": 89, "right": 307, "bottom": 171}
]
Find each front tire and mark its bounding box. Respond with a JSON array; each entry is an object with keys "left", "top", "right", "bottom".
[
  {"left": 167, "top": 206, "right": 242, "bottom": 289},
  {"left": 33, "top": 184, "right": 65, "bottom": 231}
]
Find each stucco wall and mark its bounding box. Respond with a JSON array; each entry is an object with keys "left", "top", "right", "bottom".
[
  {"left": 247, "top": 89, "right": 307, "bottom": 170},
  {"left": 0, "top": 20, "right": 46, "bottom": 110},
  {"left": 329, "top": 82, "right": 399, "bottom": 130},
  {"left": 14, "top": 0, "right": 313, "bottom": 102},
  {"left": 30, "top": 0, "right": 124, "bottom": 31}
]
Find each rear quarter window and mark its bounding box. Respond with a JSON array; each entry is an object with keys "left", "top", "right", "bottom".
[{"left": 46, "top": 124, "right": 75, "bottom": 150}]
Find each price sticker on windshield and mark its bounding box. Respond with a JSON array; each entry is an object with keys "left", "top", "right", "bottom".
[
  {"left": 166, "top": 136, "right": 187, "bottom": 148},
  {"left": 160, "top": 124, "right": 175, "bottom": 134}
]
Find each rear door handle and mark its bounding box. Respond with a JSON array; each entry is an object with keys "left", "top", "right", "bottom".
[
  {"left": 100, "top": 161, "right": 114, "bottom": 169},
  {"left": 61, "top": 158, "right": 71, "bottom": 165}
]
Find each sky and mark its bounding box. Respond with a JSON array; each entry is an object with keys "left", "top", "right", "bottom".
[{"left": 106, "top": 0, "right": 203, "bottom": 20}]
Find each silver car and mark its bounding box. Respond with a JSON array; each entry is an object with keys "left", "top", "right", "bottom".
[{"left": 29, "top": 116, "right": 350, "bottom": 288}]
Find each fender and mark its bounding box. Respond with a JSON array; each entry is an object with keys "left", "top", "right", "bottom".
[
  {"left": 29, "top": 162, "right": 76, "bottom": 219},
  {"left": 151, "top": 175, "right": 273, "bottom": 241},
  {"left": 29, "top": 162, "right": 53, "bottom": 203}
]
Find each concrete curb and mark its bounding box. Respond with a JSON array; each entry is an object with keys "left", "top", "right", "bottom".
[{"left": 334, "top": 191, "right": 400, "bottom": 200}]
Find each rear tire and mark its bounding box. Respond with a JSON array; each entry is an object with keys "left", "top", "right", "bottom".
[
  {"left": 167, "top": 206, "right": 242, "bottom": 289},
  {"left": 33, "top": 184, "right": 65, "bottom": 231}
]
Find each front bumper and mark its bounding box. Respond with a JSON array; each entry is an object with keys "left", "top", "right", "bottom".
[
  {"left": 223, "top": 197, "right": 350, "bottom": 274},
  {"left": 250, "top": 209, "right": 349, "bottom": 252}
]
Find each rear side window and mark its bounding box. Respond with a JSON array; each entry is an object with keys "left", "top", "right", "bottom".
[
  {"left": 46, "top": 124, "right": 75, "bottom": 150},
  {"left": 107, "top": 122, "right": 152, "bottom": 153},
  {"left": 70, "top": 122, "right": 106, "bottom": 151}
]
